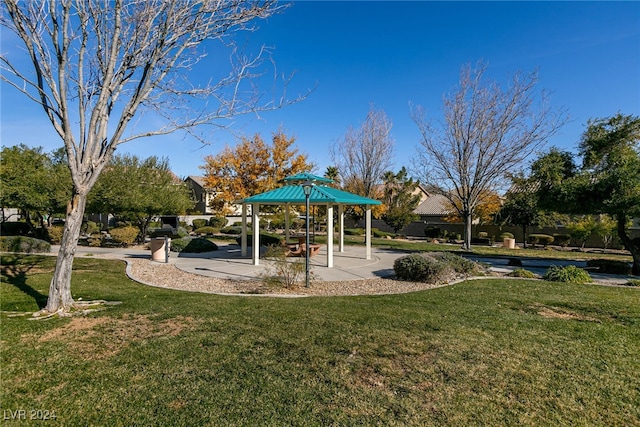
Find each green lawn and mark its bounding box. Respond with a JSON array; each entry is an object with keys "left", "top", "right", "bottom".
[
  {"left": 315, "top": 234, "right": 634, "bottom": 263},
  {"left": 2, "top": 254, "right": 639, "bottom": 426}
]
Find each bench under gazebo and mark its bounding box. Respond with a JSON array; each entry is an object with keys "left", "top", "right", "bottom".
[{"left": 239, "top": 173, "right": 381, "bottom": 268}]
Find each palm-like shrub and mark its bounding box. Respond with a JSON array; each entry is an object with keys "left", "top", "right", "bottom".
[{"left": 543, "top": 265, "right": 591, "bottom": 284}]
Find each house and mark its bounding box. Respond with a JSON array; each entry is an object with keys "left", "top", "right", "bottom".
[
  {"left": 184, "top": 176, "right": 215, "bottom": 215},
  {"left": 414, "top": 192, "right": 456, "bottom": 225},
  {"left": 184, "top": 175, "right": 243, "bottom": 216}
]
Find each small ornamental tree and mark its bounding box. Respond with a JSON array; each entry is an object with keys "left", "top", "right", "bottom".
[
  {"left": 381, "top": 167, "right": 420, "bottom": 233},
  {"left": 497, "top": 181, "right": 541, "bottom": 248}
]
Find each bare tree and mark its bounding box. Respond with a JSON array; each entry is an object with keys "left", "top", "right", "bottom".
[
  {"left": 411, "top": 62, "right": 567, "bottom": 250},
  {"left": 331, "top": 105, "right": 394, "bottom": 200},
  {"left": 1, "top": 0, "right": 306, "bottom": 314}
]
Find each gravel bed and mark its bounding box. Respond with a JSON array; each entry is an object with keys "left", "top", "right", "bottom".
[{"left": 127, "top": 258, "right": 447, "bottom": 297}]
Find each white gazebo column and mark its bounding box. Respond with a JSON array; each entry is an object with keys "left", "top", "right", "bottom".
[
  {"left": 338, "top": 204, "right": 344, "bottom": 252},
  {"left": 365, "top": 205, "right": 372, "bottom": 260},
  {"left": 326, "top": 204, "right": 334, "bottom": 268},
  {"left": 285, "top": 204, "right": 291, "bottom": 243},
  {"left": 252, "top": 203, "right": 260, "bottom": 265},
  {"left": 241, "top": 203, "right": 248, "bottom": 257}
]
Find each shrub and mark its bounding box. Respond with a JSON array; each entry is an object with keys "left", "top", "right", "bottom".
[
  {"left": 175, "top": 227, "right": 189, "bottom": 238},
  {"left": 209, "top": 216, "right": 227, "bottom": 229},
  {"left": 528, "top": 234, "right": 554, "bottom": 247},
  {"left": 82, "top": 220, "right": 99, "bottom": 235},
  {"left": 193, "top": 226, "right": 217, "bottom": 236},
  {"left": 109, "top": 226, "right": 139, "bottom": 246},
  {"left": 424, "top": 227, "right": 441, "bottom": 238},
  {"left": 47, "top": 224, "right": 65, "bottom": 244},
  {"left": 291, "top": 219, "right": 305, "bottom": 231},
  {"left": 170, "top": 237, "right": 218, "bottom": 253},
  {"left": 221, "top": 226, "right": 242, "bottom": 235},
  {"left": 552, "top": 233, "right": 571, "bottom": 247},
  {"left": 87, "top": 235, "right": 104, "bottom": 247},
  {"left": 586, "top": 259, "right": 632, "bottom": 275},
  {"left": 0, "top": 236, "right": 50, "bottom": 253},
  {"left": 499, "top": 232, "right": 514, "bottom": 239},
  {"left": 344, "top": 228, "right": 364, "bottom": 236},
  {"left": 237, "top": 232, "right": 282, "bottom": 247},
  {"left": 508, "top": 268, "right": 537, "bottom": 278},
  {"left": 261, "top": 245, "right": 307, "bottom": 289},
  {"left": 372, "top": 228, "right": 393, "bottom": 238},
  {"left": 430, "top": 252, "right": 482, "bottom": 274},
  {"left": 394, "top": 254, "right": 448, "bottom": 282},
  {"left": 543, "top": 265, "right": 591, "bottom": 284},
  {"left": 0, "top": 221, "right": 32, "bottom": 236},
  {"left": 471, "top": 237, "right": 491, "bottom": 246},
  {"left": 192, "top": 218, "right": 208, "bottom": 230}
]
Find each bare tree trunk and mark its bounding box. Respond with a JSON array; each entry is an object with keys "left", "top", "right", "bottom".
[
  {"left": 617, "top": 214, "right": 640, "bottom": 276},
  {"left": 522, "top": 225, "right": 528, "bottom": 248},
  {"left": 44, "top": 190, "right": 87, "bottom": 313},
  {"left": 462, "top": 212, "right": 473, "bottom": 251}
]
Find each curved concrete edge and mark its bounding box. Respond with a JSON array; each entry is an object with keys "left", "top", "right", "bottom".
[{"left": 122, "top": 258, "right": 310, "bottom": 298}]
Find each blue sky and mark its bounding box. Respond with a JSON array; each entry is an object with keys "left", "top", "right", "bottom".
[{"left": 2, "top": 1, "right": 639, "bottom": 179}]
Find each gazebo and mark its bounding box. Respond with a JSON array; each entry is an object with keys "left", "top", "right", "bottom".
[{"left": 239, "top": 173, "right": 381, "bottom": 268}]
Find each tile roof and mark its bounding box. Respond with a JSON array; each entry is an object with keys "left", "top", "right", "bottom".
[{"left": 414, "top": 194, "right": 455, "bottom": 216}]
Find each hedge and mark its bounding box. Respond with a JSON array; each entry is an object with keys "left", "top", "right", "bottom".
[
  {"left": 528, "top": 234, "right": 554, "bottom": 247},
  {"left": 170, "top": 237, "right": 218, "bottom": 253},
  {"left": 586, "top": 259, "right": 632, "bottom": 275},
  {"left": 0, "top": 236, "right": 51, "bottom": 253}
]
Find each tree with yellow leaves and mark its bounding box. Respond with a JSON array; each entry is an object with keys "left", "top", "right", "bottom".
[
  {"left": 201, "top": 131, "right": 313, "bottom": 214},
  {"left": 443, "top": 190, "right": 502, "bottom": 225}
]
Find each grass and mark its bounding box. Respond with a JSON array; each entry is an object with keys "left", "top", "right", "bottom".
[
  {"left": 2, "top": 254, "right": 640, "bottom": 426},
  {"left": 310, "top": 234, "right": 634, "bottom": 263}
]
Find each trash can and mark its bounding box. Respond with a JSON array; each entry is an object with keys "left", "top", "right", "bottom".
[
  {"left": 150, "top": 237, "right": 170, "bottom": 262},
  {"left": 503, "top": 238, "right": 516, "bottom": 249}
]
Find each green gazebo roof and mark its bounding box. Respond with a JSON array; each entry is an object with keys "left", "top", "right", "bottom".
[
  {"left": 243, "top": 184, "right": 381, "bottom": 205},
  {"left": 283, "top": 172, "right": 334, "bottom": 184}
]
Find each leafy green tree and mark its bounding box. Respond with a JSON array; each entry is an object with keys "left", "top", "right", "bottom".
[
  {"left": 498, "top": 179, "right": 541, "bottom": 248},
  {"left": 88, "top": 155, "right": 194, "bottom": 242},
  {"left": 594, "top": 214, "right": 618, "bottom": 249},
  {"left": 566, "top": 216, "right": 598, "bottom": 250},
  {"left": 534, "top": 113, "right": 640, "bottom": 274},
  {"left": 381, "top": 168, "right": 420, "bottom": 233},
  {"left": 0, "top": 144, "right": 71, "bottom": 231}
]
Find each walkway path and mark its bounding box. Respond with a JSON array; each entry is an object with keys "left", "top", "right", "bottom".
[{"left": 61, "top": 243, "right": 635, "bottom": 287}]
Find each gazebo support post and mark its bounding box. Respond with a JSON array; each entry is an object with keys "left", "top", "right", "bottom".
[
  {"left": 338, "top": 205, "right": 344, "bottom": 252},
  {"left": 252, "top": 203, "right": 260, "bottom": 265},
  {"left": 326, "top": 204, "right": 334, "bottom": 268},
  {"left": 338, "top": 204, "right": 344, "bottom": 252},
  {"left": 241, "top": 204, "right": 248, "bottom": 257},
  {"left": 285, "top": 204, "right": 291, "bottom": 243},
  {"left": 365, "top": 205, "right": 372, "bottom": 260}
]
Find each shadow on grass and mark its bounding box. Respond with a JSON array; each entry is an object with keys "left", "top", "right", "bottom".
[{"left": 1, "top": 257, "right": 48, "bottom": 309}]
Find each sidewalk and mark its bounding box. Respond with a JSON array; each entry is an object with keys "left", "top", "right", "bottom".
[{"left": 61, "top": 244, "right": 635, "bottom": 286}]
